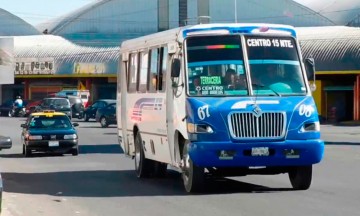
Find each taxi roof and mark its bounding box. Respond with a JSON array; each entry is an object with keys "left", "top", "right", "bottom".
[{"left": 30, "top": 110, "right": 66, "bottom": 117}]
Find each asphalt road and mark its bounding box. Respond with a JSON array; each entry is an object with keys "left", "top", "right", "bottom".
[{"left": 0, "top": 117, "right": 359, "bottom": 216}]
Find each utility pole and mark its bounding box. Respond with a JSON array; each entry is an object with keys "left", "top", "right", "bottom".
[{"left": 234, "top": 0, "right": 237, "bottom": 23}]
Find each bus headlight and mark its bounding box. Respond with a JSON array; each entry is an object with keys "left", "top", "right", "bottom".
[
  {"left": 187, "top": 123, "right": 213, "bottom": 134},
  {"left": 300, "top": 122, "right": 320, "bottom": 132}
]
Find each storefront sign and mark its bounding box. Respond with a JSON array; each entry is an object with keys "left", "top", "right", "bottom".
[
  {"left": 73, "top": 62, "right": 106, "bottom": 74},
  {"left": 15, "top": 57, "right": 55, "bottom": 75}
]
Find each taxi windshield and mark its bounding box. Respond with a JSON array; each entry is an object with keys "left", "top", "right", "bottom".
[
  {"left": 29, "top": 115, "right": 72, "bottom": 129},
  {"left": 186, "top": 35, "right": 248, "bottom": 96}
]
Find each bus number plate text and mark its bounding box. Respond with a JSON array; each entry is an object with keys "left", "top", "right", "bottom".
[{"left": 251, "top": 147, "right": 269, "bottom": 156}]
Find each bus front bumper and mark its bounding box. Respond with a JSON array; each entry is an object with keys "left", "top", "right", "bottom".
[{"left": 188, "top": 139, "right": 324, "bottom": 167}]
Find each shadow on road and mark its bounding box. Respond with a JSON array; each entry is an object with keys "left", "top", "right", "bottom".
[
  {"left": 2, "top": 170, "right": 292, "bottom": 197},
  {"left": 325, "top": 141, "right": 360, "bottom": 146},
  {"left": 0, "top": 144, "right": 122, "bottom": 157},
  {"left": 0, "top": 153, "right": 66, "bottom": 158},
  {"left": 79, "top": 144, "right": 123, "bottom": 154}
]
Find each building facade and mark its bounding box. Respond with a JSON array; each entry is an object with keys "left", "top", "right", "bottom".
[{"left": 2, "top": 0, "right": 360, "bottom": 121}]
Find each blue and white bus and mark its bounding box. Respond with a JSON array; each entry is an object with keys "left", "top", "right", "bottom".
[{"left": 117, "top": 23, "right": 324, "bottom": 193}]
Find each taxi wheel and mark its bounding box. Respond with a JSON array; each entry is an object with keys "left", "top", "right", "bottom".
[
  {"left": 23, "top": 144, "right": 32, "bottom": 157},
  {"left": 84, "top": 113, "right": 89, "bottom": 122},
  {"left": 100, "top": 117, "right": 108, "bottom": 128},
  {"left": 72, "top": 148, "right": 79, "bottom": 156}
]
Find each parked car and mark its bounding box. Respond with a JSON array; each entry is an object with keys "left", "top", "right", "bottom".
[
  {"left": 0, "top": 99, "right": 28, "bottom": 117},
  {"left": 95, "top": 103, "right": 116, "bottom": 127},
  {"left": 67, "top": 96, "right": 85, "bottom": 119},
  {"left": 83, "top": 99, "right": 116, "bottom": 122},
  {"left": 35, "top": 97, "right": 72, "bottom": 119},
  {"left": 25, "top": 100, "right": 42, "bottom": 117},
  {"left": 0, "top": 135, "right": 12, "bottom": 214},
  {"left": 21, "top": 110, "right": 79, "bottom": 157},
  {"left": 55, "top": 90, "right": 90, "bottom": 108}
]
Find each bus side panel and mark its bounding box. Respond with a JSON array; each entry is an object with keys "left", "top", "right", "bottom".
[
  {"left": 166, "top": 54, "right": 188, "bottom": 166},
  {"left": 127, "top": 93, "right": 171, "bottom": 163}
]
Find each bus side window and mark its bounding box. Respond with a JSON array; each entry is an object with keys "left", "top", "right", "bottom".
[
  {"left": 148, "top": 48, "right": 159, "bottom": 93},
  {"left": 128, "top": 53, "right": 139, "bottom": 93},
  {"left": 139, "top": 51, "right": 149, "bottom": 93},
  {"left": 159, "top": 46, "right": 168, "bottom": 92}
]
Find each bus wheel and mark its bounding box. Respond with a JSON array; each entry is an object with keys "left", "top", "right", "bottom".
[
  {"left": 288, "top": 165, "right": 312, "bottom": 190},
  {"left": 134, "top": 132, "right": 152, "bottom": 178},
  {"left": 181, "top": 142, "right": 204, "bottom": 193}
]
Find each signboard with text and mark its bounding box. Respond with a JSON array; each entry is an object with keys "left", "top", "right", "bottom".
[{"left": 15, "top": 57, "right": 55, "bottom": 75}]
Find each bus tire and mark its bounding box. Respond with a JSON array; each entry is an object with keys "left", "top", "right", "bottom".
[
  {"left": 288, "top": 165, "right": 312, "bottom": 190},
  {"left": 181, "top": 141, "right": 204, "bottom": 193},
  {"left": 134, "top": 131, "right": 152, "bottom": 178}
]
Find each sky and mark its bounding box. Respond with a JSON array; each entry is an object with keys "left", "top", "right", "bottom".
[{"left": 1, "top": 0, "right": 95, "bottom": 26}]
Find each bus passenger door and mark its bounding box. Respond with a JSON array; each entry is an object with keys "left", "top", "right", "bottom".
[{"left": 119, "top": 56, "right": 131, "bottom": 156}]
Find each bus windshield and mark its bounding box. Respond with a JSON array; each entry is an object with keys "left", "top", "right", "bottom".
[
  {"left": 186, "top": 35, "right": 248, "bottom": 96},
  {"left": 246, "top": 35, "right": 306, "bottom": 96}
]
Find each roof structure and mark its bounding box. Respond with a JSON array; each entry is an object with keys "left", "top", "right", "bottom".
[
  {"left": 14, "top": 35, "right": 120, "bottom": 76},
  {"left": 294, "top": 0, "right": 360, "bottom": 26},
  {"left": 0, "top": 9, "right": 40, "bottom": 36},
  {"left": 36, "top": 0, "right": 336, "bottom": 47},
  {"left": 14, "top": 35, "right": 119, "bottom": 64},
  {"left": 297, "top": 26, "right": 360, "bottom": 71}
]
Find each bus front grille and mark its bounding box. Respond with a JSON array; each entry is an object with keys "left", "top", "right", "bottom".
[{"left": 228, "top": 112, "right": 286, "bottom": 139}]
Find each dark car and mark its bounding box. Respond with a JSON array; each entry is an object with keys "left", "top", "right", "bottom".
[
  {"left": 0, "top": 99, "right": 28, "bottom": 117},
  {"left": 95, "top": 103, "right": 116, "bottom": 128},
  {"left": 0, "top": 99, "right": 13, "bottom": 117},
  {"left": 21, "top": 110, "right": 79, "bottom": 157},
  {"left": 67, "top": 96, "right": 85, "bottom": 119},
  {"left": 83, "top": 99, "right": 116, "bottom": 122},
  {"left": 0, "top": 135, "right": 12, "bottom": 213},
  {"left": 35, "top": 97, "right": 72, "bottom": 119}
]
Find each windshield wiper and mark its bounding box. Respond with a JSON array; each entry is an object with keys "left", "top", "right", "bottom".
[{"left": 252, "top": 83, "right": 282, "bottom": 97}]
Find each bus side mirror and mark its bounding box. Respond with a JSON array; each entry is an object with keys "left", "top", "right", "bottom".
[
  {"left": 305, "top": 58, "right": 316, "bottom": 91},
  {"left": 305, "top": 57, "right": 315, "bottom": 82},
  {"left": 171, "top": 58, "right": 181, "bottom": 78}
]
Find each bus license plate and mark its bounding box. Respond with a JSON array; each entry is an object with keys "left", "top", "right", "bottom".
[
  {"left": 251, "top": 147, "right": 269, "bottom": 156},
  {"left": 49, "top": 141, "right": 59, "bottom": 147}
]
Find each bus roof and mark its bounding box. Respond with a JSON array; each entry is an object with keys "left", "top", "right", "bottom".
[
  {"left": 183, "top": 23, "right": 296, "bottom": 38},
  {"left": 120, "top": 23, "right": 296, "bottom": 52}
]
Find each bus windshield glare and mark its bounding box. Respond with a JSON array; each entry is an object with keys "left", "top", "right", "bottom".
[
  {"left": 186, "top": 35, "right": 307, "bottom": 97},
  {"left": 186, "top": 35, "right": 248, "bottom": 96},
  {"left": 246, "top": 35, "right": 307, "bottom": 96}
]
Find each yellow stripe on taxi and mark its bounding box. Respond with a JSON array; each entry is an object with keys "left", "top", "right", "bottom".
[{"left": 31, "top": 110, "right": 66, "bottom": 117}]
